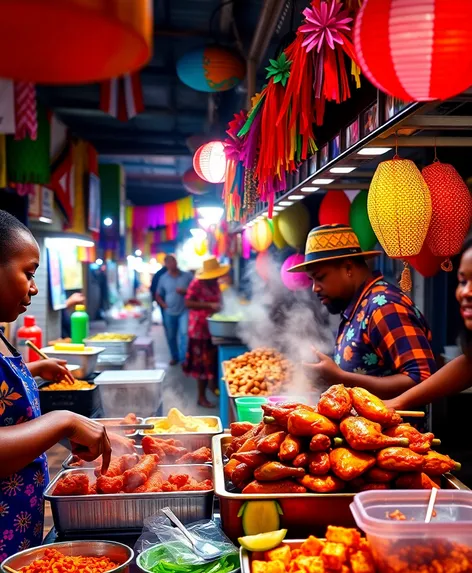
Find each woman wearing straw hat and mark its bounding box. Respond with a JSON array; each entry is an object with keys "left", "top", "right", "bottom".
[{"left": 183, "top": 256, "right": 230, "bottom": 408}]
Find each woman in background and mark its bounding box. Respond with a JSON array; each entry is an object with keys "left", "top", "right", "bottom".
[
  {"left": 386, "top": 237, "right": 472, "bottom": 410},
  {"left": 184, "top": 257, "right": 230, "bottom": 408}
]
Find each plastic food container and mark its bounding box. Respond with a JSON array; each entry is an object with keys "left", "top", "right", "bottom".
[
  {"left": 235, "top": 397, "right": 267, "bottom": 423},
  {"left": 41, "top": 345, "right": 105, "bottom": 378},
  {"left": 95, "top": 369, "right": 165, "bottom": 417},
  {"left": 351, "top": 490, "right": 472, "bottom": 573},
  {"left": 1, "top": 540, "right": 134, "bottom": 573}
]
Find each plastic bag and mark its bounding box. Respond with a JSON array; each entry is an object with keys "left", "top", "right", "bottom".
[{"left": 135, "top": 514, "right": 239, "bottom": 573}]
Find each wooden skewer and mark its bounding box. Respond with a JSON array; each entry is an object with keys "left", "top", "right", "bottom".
[
  {"left": 397, "top": 410, "right": 425, "bottom": 418},
  {"left": 25, "top": 339, "right": 49, "bottom": 360},
  {"left": 4, "top": 565, "right": 19, "bottom": 573}
]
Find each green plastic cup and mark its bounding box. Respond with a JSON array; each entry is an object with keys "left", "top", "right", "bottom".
[{"left": 235, "top": 397, "right": 268, "bottom": 423}]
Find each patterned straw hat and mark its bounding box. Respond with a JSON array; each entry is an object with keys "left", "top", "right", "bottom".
[
  {"left": 288, "top": 224, "right": 382, "bottom": 273},
  {"left": 196, "top": 256, "right": 231, "bottom": 280}
]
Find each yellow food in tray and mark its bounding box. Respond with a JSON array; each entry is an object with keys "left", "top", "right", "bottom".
[
  {"left": 41, "top": 379, "right": 96, "bottom": 391},
  {"left": 88, "top": 333, "right": 134, "bottom": 342},
  {"left": 145, "top": 408, "right": 219, "bottom": 434}
]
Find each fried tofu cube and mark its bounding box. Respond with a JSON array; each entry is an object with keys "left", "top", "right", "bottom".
[
  {"left": 265, "top": 545, "right": 292, "bottom": 567},
  {"left": 321, "top": 543, "right": 347, "bottom": 571},
  {"left": 295, "top": 556, "right": 325, "bottom": 573},
  {"left": 266, "top": 561, "right": 287, "bottom": 573},
  {"left": 350, "top": 551, "right": 376, "bottom": 573},
  {"left": 301, "top": 536, "right": 325, "bottom": 557},
  {"left": 326, "top": 527, "right": 361, "bottom": 550},
  {"left": 252, "top": 561, "right": 268, "bottom": 573},
  {"left": 292, "top": 550, "right": 302, "bottom": 559}
]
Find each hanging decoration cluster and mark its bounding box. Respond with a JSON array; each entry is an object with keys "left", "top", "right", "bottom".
[{"left": 221, "top": 0, "right": 361, "bottom": 221}]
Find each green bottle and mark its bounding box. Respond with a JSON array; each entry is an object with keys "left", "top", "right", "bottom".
[{"left": 71, "top": 304, "right": 89, "bottom": 343}]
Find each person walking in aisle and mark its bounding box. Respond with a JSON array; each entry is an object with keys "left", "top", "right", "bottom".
[{"left": 155, "top": 255, "right": 192, "bottom": 365}]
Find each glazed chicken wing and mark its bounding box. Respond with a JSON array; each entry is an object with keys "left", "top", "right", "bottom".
[
  {"left": 96, "top": 474, "right": 124, "bottom": 494},
  {"left": 376, "top": 447, "right": 424, "bottom": 472},
  {"left": 329, "top": 448, "right": 376, "bottom": 481},
  {"left": 309, "top": 434, "right": 332, "bottom": 452},
  {"left": 242, "top": 479, "right": 307, "bottom": 494},
  {"left": 258, "top": 431, "right": 287, "bottom": 455},
  {"left": 298, "top": 474, "right": 345, "bottom": 493},
  {"left": 422, "top": 451, "right": 460, "bottom": 476},
  {"left": 308, "top": 452, "right": 331, "bottom": 476},
  {"left": 53, "top": 472, "right": 90, "bottom": 496},
  {"left": 287, "top": 409, "right": 339, "bottom": 437},
  {"left": 384, "top": 424, "right": 435, "bottom": 454},
  {"left": 254, "top": 461, "right": 305, "bottom": 481},
  {"left": 175, "top": 447, "right": 212, "bottom": 464},
  {"left": 318, "top": 385, "right": 352, "bottom": 420},
  {"left": 349, "top": 387, "right": 397, "bottom": 426},
  {"left": 231, "top": 462, "right": 253, "bottom": 490},
  {"left": 134, "top": 467, "right": 164, "bottom": 493},
  {"left": 340, "top": 417, "right": 409, "bottom": 451},
  {"left": 279, "top": 434, "right": 303, "bottom": 462}
]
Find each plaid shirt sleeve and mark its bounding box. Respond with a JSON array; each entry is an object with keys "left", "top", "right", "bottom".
[{"left": 366, "top": 302, "right": 437, "bottom": 383}]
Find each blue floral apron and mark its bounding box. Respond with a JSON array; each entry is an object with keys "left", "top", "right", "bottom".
[{"left": 0, "top": 330, "right": 48, "bottom": 562}]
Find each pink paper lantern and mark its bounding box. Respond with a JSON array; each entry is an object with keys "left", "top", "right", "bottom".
[
  {"left": 354, "top": 0, "right": 472, "bottom": 101},
  {"left": 242, "top": 229, "right": 251, "bottom": 259},
  {"left": 281, "top": 254, "right": 312, "bottom": 291},
  {"left": 193, "top": 141, "right": 226, "bottom": 183}
]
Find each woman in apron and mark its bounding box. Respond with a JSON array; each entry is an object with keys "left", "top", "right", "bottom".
[{"left": 0, "top": 209, "right": 111, "bottom": 560}]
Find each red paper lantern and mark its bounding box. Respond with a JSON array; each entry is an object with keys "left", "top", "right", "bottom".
[
  {"left": 422, "top": 161, "right": 472, "bottom": 268},
  {"left": 354, "top": 0, "right": 472, "bottom": 101},
  {"left": 406, "top": 243, "right": 443, "bottom": 278},
  {"left": 193, "top": 141, "right": 226, "bottom": 184},
  {"left": 0, "top": 0, "right": 152, "bottom": 83},
  {"left": 319, "top": 191, "right": 351, "bottom": 226}
]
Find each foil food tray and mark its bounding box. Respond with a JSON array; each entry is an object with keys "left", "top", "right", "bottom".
[
  {"left": 212, "top": 434, "right": 470, "bottom": 542},
  {"left": 44, "top": 465, "right": 214, "bottom": 535},
  {"left": 140, "top": 416, "right": 223, "bottom": 449},
  {"left": 84, "top": 335, "right": 136, "bottom": 356}
]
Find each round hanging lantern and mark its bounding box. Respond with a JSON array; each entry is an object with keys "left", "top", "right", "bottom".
[
  {"left": 193, "top": 141, "right": 226, "bottom": 184},
  {"left": 422, "top": 161, "right": 472, "bottom": 269},
  {"left": 278, "top": 203, "right": 310, "bottom": 249},
  {"left": 272, "top": 215, "right": 287, "bottom": 250},
  {"left": 182, "top": 168, "right": 212, "bottom": 195},
  {"left": 367, "top": 157, "right": 432, "bottom": 258},
  {"left": 281, "top": 254, "right": 312, "bottom": 291},
  {"left": 0, "top": 0, "right": 152, "bottom": 83},
  {"left": 255, "top": 251, "right": 271, "bottom": 282},
  {"left": 354, "top": 0, "right": 472, "bottom": 101},
  {"left": 406, "top": 243, "right": 443, "bottom": 279},
  {"left": 177, "top": 46, "right": 245, "bottom": 93},
  {"left": 349, "top": 190, "right": 377, "bottom": 251},
  {"left": 319, "top": 191, "right": 351, "bottom": 226},
  {"left": 250, "top": 219, "right": 273, "bottom": 252}
]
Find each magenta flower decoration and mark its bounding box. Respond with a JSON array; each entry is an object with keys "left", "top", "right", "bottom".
[{"left": 300, "top": 0, "right": 352, "bottom": 53}]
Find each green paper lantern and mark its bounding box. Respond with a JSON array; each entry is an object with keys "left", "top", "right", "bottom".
[
  {"left": 350, "top": 190, "right": 377, "bottom": 251},
  {"left": 278, "top": 203, "right": 310, "bottom": 249}
]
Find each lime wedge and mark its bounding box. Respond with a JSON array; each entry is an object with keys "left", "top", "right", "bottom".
[
  {"left": 241, "top": 500, "right": 281, "bottom": 535},
  {"left": 238, "top": 529, "right": 288, "bottom": 552}
]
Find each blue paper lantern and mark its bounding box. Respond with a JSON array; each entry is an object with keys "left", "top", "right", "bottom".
[{"left": 177, "top": 46, "right": 245, "bottom": 93}]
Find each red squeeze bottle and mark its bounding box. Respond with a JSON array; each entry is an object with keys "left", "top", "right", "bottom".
[{"left": 17, "top": 316, "right": 43, "bottom": 362}]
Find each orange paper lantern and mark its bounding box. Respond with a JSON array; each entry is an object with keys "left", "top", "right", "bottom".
[
  {"left": 0, "top": 0, "right": 153, "bottom": 83},
  {"left": 422, "top": 161, "right": 472, "bottom": 270},
  {"left": 250, "top": 220, "right": 273, "bottom": 252}
]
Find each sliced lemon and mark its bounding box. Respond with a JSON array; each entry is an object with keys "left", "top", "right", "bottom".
[{"left": 238, "top": 529, "right": 287, "bottom": 552}]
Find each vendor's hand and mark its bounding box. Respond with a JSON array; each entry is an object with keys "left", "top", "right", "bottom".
[
  {"left": 304, "top": 349, "right": 344, "bottom": 385},
  {"left": 66, "top": 292, "right": 85, "bottom": 310},
  {"left": 108, "top": 432, "right": 136, "bottom": 455},
  {"left": 33, "top": 359, "right": 75, "bottom": 384},
  {"left": 383, "top": 397, "right": 403, "bottom": 411},
  {"left": 209, "top": 302, "right": 221, "bottom": 312},
  {"left": 66, "top": 413, "right": 111, "bottom": 475}
]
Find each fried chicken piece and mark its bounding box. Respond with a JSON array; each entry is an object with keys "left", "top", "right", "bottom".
[
  {"left": 365, "top": 467, "right": 398, "bottom": 483},
  {"left": 96, "top": 474, "right": 124, "bottom": 494},
  {"left": 308, "top": 452, "right": 331, "bottom": 476},
  {"left": 395, "top": 472, "right": 440, "bottom": 490},
  {"left": 279, "top": 435, "right": 303, "bottom": 462},
  {"left": 261, "top": 403, "right": 304, "bottom": 428},
  {"left": 293, "top": 453, "right": 309, "bottom": 467},
  {"left": 231, "top": 463, "right": 253, "bottom": 490},
  {"left": 318, "top": 385, "right": 352, "bottom": 420},
  {"left": 53, "top": 472, "right": 90, "bottom": 496},
  {"left": 181, "top": 479, "right": 213, "bottom": 491},
  {"left": 94, "top": 457, "right": 123, "bottom": 478},
  {"left": 330, "top": 448, "right": 376, "bottom": 481},
  {"left": 109, "top": 432, "right": 137, "bottom": 455},
  {"left": 226, "top": 423, "right": 263, "bottom": 456},
  {"left": 298, "top": 474, "right": 345, "bottom": 493},
  {"left": 224, "top": 458, "right": 240, "bottom": 481},
  {"left": 141, "top": 435, "right": 188, "bottom": 460},
  {"left": 230, "top": 422, "right": 255, "bottom": 437},
  {"left": 422, "top": 451, "right": 460, "bottom": 476},
  {"left": 376, "top": 447, "right": 424, "bottom": 472},
  {"left": 340, "top": 417, "right": 409, "bottom": 451},
  {"left": 88, "top": 483, "right": 97, "bottom": 495},
  {"left": 134, "top": 468, "right": 164, "bottom": 493},
  {"left": 384, "top": 424, "right": 435, "bottom": 454},
  {"left": 254, "top": 461, "right": 305, "bottom": 481},
  {"left": 176, "top": 447, "right": 212, "bottom": 464},
  {"left": 287, "top": 409, "right": 339, "bottom": 437},
  {"left": 242, "top": 479, "right": 307, "bottom": 494},
  {"left": 123, "top": 454, "right": 159, "bottom": 492},
  {"left": 168, "top": 473, "right": 190, "bottom": 488},
  {"left": 349, "top": 387, "right": 397, "bottom": 426},
  {"left": 259, "top": 431, "right": 287, "bottom": 455},
  {"left": 232, "top": 450, "right": 269, "bottom": 469},
  {"left": 309, "top": 434, "right": 332, "bottom": 452},
  {"left": 121, "top": 412, "right": 138, "bottom": 435}
]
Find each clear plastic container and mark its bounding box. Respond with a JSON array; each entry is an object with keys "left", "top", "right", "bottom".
[{"left": 351, "top": 490, "right": 472, "bottom": 573}]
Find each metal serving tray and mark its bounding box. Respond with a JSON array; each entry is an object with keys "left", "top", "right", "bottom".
[
  {"left": 140, "top": 416, "right": 223, "bottom": 449},
  {"left": 84, "top": 334, "right": 136, "bottom": 356},
  {"left": 213, "top": 434, "right": 470, "bottom": 542},
  {"left": 44, "top": 465, "right": 214, "bottom": 535},
  {"left": 241, "top": 540, "right": 305, "bottom": 573}
]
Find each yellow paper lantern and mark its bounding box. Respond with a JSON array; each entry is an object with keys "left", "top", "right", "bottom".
[
  {"left": 250, "top": 219, "right": 273, "bottom": 252},
  {"left": 368, "top": 158, "right": 432, "bottom": 258},
  {"left": 272, "top": 215, "right": 287, "bottom": 250},
  {"left": 278, "top": 203, "right": 310, "bottom": 249},
  {"left": 194, "top": 238, "right": 208, "bottom": 257}
]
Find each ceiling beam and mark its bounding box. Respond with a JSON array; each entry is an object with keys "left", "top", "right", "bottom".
[
  {"left": 52, "top": 105, "right": 204, "bottom": 118},
  {"left": 400, "top": 115, "right": 472, "bottom": 129},
  {"left": 95, "top": 144, "right": 190, "bottom": 156},
  {"left": 369, "top": 136, "right": 472, "bottom": 147}
]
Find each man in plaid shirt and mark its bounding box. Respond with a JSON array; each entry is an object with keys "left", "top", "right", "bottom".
[{"left": 289, "top": 225, "right": 437, "bottom": 400}]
